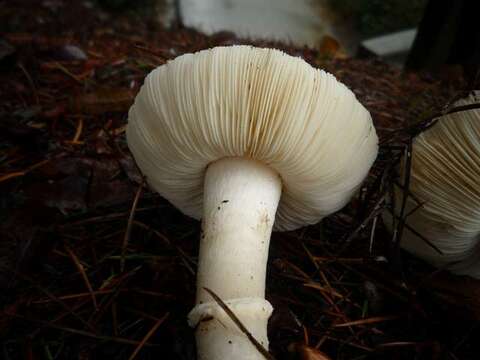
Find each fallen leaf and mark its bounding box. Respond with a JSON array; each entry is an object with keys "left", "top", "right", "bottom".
[{"left": 318, "top": 35, "right": 347, "bottom": 59}]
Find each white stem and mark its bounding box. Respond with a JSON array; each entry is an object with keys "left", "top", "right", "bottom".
[{"left": 188, "top": 157, "right": 282, "bottom": 360}]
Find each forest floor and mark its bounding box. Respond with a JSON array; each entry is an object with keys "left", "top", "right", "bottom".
[{"left": 1, "top": 1, "right": 479, "bottom": 359}]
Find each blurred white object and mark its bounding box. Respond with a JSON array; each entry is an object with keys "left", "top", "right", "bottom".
[
  {"left": 179, "top": 0, "right": 355, "bottom": 51},
  {"left": 360, "top": 28, "right": 417, "bottom": 66}
]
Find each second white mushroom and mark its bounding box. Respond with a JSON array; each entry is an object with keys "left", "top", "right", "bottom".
[{"left": 385, "top": 92, "right": 480, "bottom": 278}]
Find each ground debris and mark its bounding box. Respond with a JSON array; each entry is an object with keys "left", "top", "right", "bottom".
[{"left": 0, "top": 1, "right": 477, "bottom": 359}]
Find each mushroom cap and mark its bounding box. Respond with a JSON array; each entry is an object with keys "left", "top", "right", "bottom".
[
  {"left": 385, "top": 92, "right": 480, "bottom": 277},
  {"left": 127, "top": 46, "right": 378, "bottom": 231}
]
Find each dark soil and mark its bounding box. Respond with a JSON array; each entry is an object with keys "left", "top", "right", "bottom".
[{"left": 1, "top": 1, "right": 478, "bottom": 359}]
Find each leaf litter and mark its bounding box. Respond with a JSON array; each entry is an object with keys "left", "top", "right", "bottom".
[{"left": 1, "top": 1, "right": 479, "bottom": 359}]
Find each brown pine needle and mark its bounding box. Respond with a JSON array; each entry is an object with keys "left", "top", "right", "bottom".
[
  {"left": 32, "top": 289, "right": 114, "bottom": 304},
  {"left": 65, "top": 246, "right": 98, "bottom": 311},
  {"left": 0, "top": 159, "right": 49, "bottom": 183},
  {"left": 0, "top": 264, "right": 95, "bottom": 332},
  {"left": 68, "top": 117, "right": 84, "bottom": 144},
  {"left": 32, "top": 288, "right": 174, "bottom": 304},
  {"left": 376, "top": 341, "right": 419, "bottom": 348},
  {"left": 313, "top": 256, "right": 365, "bottom": 264},
  {"left": 111, "top": 124, "right": 127, "bottom": 136},
  {"left": 128, "top": 312, "right": 169, "bottom": 360},
  {"left": 303, "top": 325, "right": 309, "bottom": 346},
  {"left": 64, "top": 206, "right": 155, "bottom": 227},
  {"left": 0, "top": 171, "right": 25, "bottom": 183},
  {"left": 52, "top": 61, "right": 83, "bottom": 83},
  {"left": 325, "top": 336, "right": 373, "bottom": 352},
  {"left": 303, "top": 282, "right": 344, "bottom": 299},
  {"left": 7, "top": 311, "right": 156, "bottom": 347},
  {"left": 120, "top": 179, "right": 145, "bottom": 272},
  {"left": 333, "top": 315, "right": 399, "bottom": 328}
]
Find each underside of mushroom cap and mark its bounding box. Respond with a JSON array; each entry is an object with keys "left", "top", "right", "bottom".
[
  {"left": 385, "top": 91, "right": 480, "bottom": 277},
  {"left": 127, "top": 45, "right": 378, "bottom": 231}
]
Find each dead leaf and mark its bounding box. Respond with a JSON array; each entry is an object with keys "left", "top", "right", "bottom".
[{"left": 318, "top": 35, "right": 347, "bottom": 59}]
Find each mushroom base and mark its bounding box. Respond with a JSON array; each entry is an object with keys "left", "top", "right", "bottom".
[
  {"left": 189, "top": 298, "right": 273, "bottom": 360},
  {"left": 192, "top": 157, "right": 282, "bottom": 359}
]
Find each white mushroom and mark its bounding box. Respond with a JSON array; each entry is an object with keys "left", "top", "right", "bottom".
[
  {"left": 127, "top": 45, "right": 378, "bottom": 360},
  {"left": 384, "top": 91, "right": 480, "bottom": 278}
]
